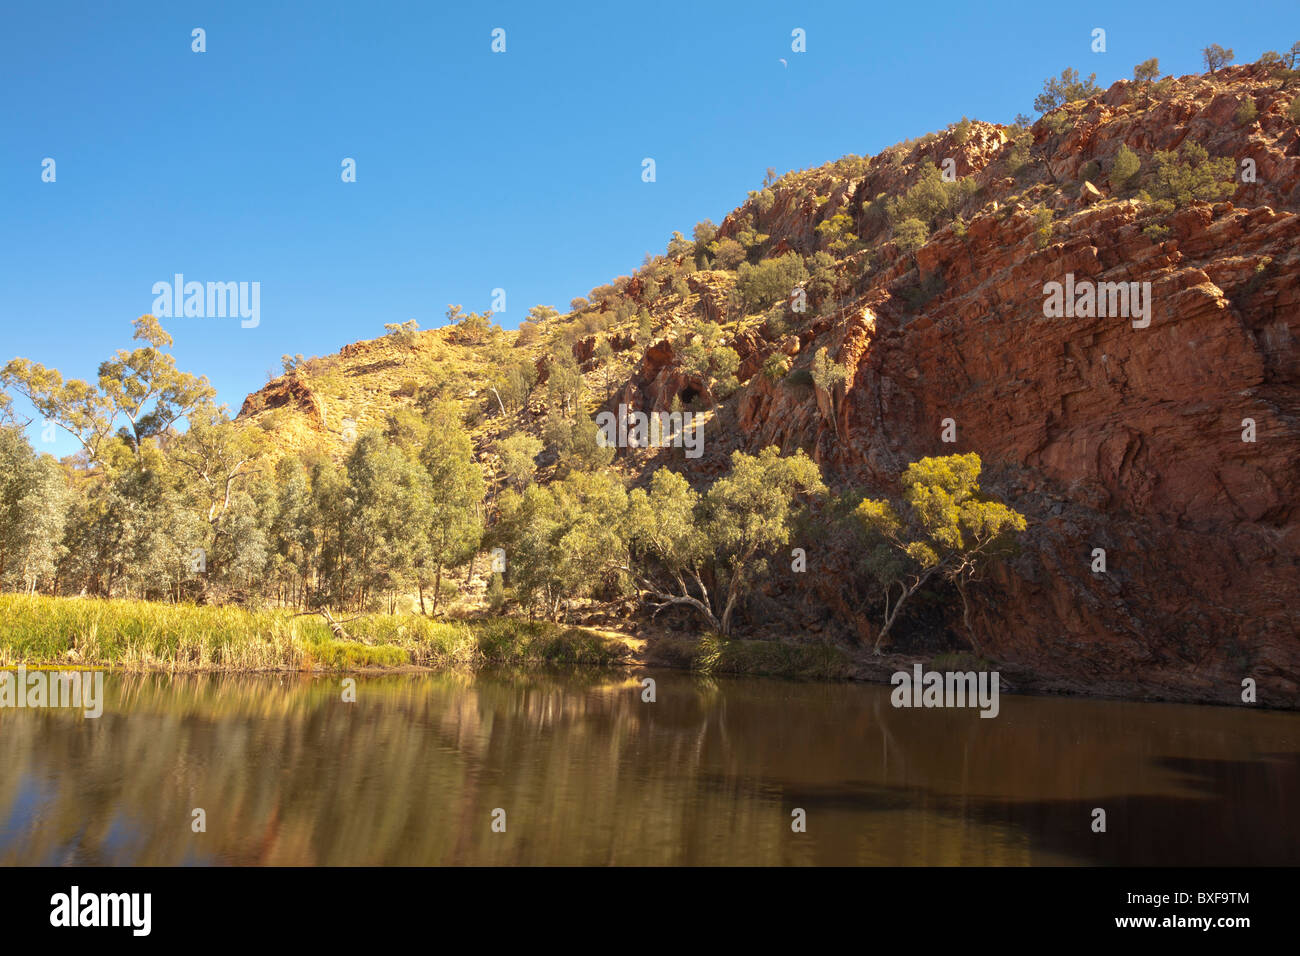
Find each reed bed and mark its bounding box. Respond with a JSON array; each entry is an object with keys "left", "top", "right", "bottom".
[{"left": 0, "top": 595, "right": 631, "bottom": 672}]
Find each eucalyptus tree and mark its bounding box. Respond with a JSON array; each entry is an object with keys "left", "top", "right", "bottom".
[
  {"left": 854, "top": 453, "right": 1026, "bottom": 653},
  {"left": 419, "top": 402, "right": 485, "bottom": 614},
  {"left": 627, "top": 448, "right": 826, "bottom": 635},
  {"left": 0, "top": 425, "right": 68, "bottom": 593},
  {"left": 3, "top": 314, "right": 214, "bottom": 466}
]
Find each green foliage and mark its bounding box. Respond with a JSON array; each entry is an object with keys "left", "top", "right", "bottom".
[
  {"left": 0, "top": 594, "right": 627, "bottom": 669},
  {"left": 749, "top": 188, "right": 776, "bottom": 214},
  {"left": 761, "top": 352, "right": 792, "bottom": 382},
  {"left": 710, "top": 237, "right": 747, "bottom": 270},
  {"left": 1079, "top": 159, "right": 1101, "bottom": 183},
  {"left": 1202, "top": 44, "right": 1234, "bottom": 74},
  {"left": 1005, "top": 141, "right": 1031, "bottom": 177},
  {"left": 951, "top": 116, "right": 972, "bottom": 144},
  {"left": 544, "top": 351, "right": 585, "bottom": 416},
  {"left": 418, "top": 404, "right": 486, "bottom": 612},
  {"left": 1235, "top": 99, "right": 1258, "bottom": 125},
  {"left": 929, "top": 651, "right": 993, "bottom": 672},
  {"left": 892, "top": 217, "right": 929, "bottom": 253},
  {"left": 495, "top": 358, "right": 539, "bottom": 412},
  {"left": 811, "top": 347, "right": 847, "bottom": 393},
  {"left": 1110, "top": 144, "right": 1141, "bottom": 191},
  {"left": 1145, "top": 141, "right": 1236, "bottom": 207},
  {"left": 527, "top": 304, "right": 560, "bottom": 325},
  {"left": 383, "top": 319, "right": 420, "bottom": 346},
  {"left": 1043, "top": 111, "right": 1071, "bottom": 134},
  {"left": 566, "top": 414, "right": 615, "bottom": 473},
  {"left": 854, "top": 453, "right": 1027, "bottom": 653},
  {"left": 814, "top": 211, "right": 862, "bottom": 257},
  {"left": 1240, "top": 255, "right": 1274, "bottom": 297},
  {"left": 702, "top": 448, "right": 826, "bottom": 634},
  {"left": 636, "top": 309, "right": 654, "bottom": 342},
  {"left": 1133, "top": 57, "right": 1160, "bottom": 84},
  {"left": 494, "top": 470, "right": 631, "bottom": 619},
  {"left": 888, "top": 162, "right": 978, "bottom": 231},
  {"left": 828, "top": 155, "right": 868, "bottom": 179},
  {"left": 666, "top": 231, "right": 694, "bottom": 258},
  {"left": 811, "top": 347, "right": 849, "bottom": 433},
  {"left": 692, "top": 219, "right": 718, "bottom": 253},
  {"left": 735, "top": 253, "right": 809, "bottom": 313},
  {"left": 497, "top": 432, "right": 544, "bottom": 489},
  {"left": 1034, "top": 67, "right": 1101, "bottom": 113},
  {"left": 542, "top": 407, "right": 573, "bottom": 459},
  {"left": 0, "top": 426, "right": 67, "bottom": 592},
  {"left": 803, "top": 250, "right": 840, "bottom": 306},
  {"left": 1290, "top": 95, "right": 1300, "bottom": 123},
  {"left": 339, "top": 431, "right": 434, "bottom": 609},
  {"left": 897, "top": 272, "right": 945, "bottom": 311},
  {"left": 627, "top": 448, "right": 826, "bottom": 634},
  {"left": 678, "top": 321, "right": 741, "bottom": 400},
  {"left": 1032, "top": 206, "right": 1054, "bottom": 249},
  {"left": 3, "top": 314, "right": 215, "bottom": 466},
  {"left": 485, "top": 572, "right": 506, "bottom": 613},
  {"left": 730, "top": 213, "right": 769, "bottom": 254}
]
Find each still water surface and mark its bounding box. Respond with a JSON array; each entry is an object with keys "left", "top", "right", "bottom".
[{"left": 2, "top": 670, "right": 1297, "bottom": 865}]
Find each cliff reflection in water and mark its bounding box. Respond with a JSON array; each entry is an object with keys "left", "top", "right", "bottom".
[{"left": 1, "top": 670, "right": 1297, "bottom": 865}]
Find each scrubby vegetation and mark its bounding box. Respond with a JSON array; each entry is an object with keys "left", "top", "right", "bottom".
[{"left": 1144, "top": 141, "right": 1236, "bottom": 208}]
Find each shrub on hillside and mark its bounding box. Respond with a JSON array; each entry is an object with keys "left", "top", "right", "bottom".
[
  {"left": 887, "top": 161, "right": 977, "bottom": 231},
  {"left": 1033, "top": 67, "right": 1100, "bottom": 113},
  {"left": 1005, "top": 141, "right": 1031, "bottom": 176},
  {"left": 710, "top": 237, "right": 747, "bottom": 270},
  {"left": 1145, "top": 141, "right": 1235, "bottom": 207},
  {"left": 738, "top": 254, "right": 806, "bottom": 314},
  {"left": 1110, "top": 144, "right": 1141, "bottom": 191},
  {"left": 1202, "top": 44, "right": 1234, "bottom": 74},
  {"left": 892, "top": 217, "right": 929, "bottom": 253},
  {"left": 1043, "top": 111, "right": 1071, "bottom": 134}
]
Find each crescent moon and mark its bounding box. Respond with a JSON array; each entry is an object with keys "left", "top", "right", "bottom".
[{"left": 779, "top": 58, "right": 787, "bottom": 67}]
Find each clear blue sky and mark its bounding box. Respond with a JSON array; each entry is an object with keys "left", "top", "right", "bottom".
[{"left": 3, "top": 0, "right": 1295, "bottom": 455}]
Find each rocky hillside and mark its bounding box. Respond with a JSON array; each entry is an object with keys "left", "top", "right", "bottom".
[{"left": 237, "top": 61, "right": 1300, "bottom": 703}]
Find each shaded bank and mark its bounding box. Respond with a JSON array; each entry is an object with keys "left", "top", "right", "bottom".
[{"left": 0, "top": 594, "right": 851, "bottom": 680}]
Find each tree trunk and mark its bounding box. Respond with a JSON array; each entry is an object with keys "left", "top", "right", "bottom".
[
  {"left": 956, "top": 575, "right": 981, "bottom": 655},
  {"left": 872, "top": 568, "right": 938, "bottom": 654}
]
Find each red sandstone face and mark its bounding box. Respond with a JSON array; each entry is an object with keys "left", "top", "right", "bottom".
[{"left": 620, "top": 66, "right": 1300, "bottom": 701}]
